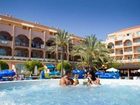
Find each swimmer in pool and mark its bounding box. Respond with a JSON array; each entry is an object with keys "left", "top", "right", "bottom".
[{"left": 60, "top": 70, "right": 79, "bottom": 86}]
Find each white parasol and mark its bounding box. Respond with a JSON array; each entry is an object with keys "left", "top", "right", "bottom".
[
  {"left": 34, "top": 65, "right": 38, "bottom": 75},
  {"left": 106, "top": 68, "right": 119, "bottom": 72}
]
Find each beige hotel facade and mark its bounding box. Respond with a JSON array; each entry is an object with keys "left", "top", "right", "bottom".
[
  {"left": 106, "top": 26, "right": 140, "bottom": 64},
  {"left": 0, "top": 15, "right": 81, "bottom": 73}
]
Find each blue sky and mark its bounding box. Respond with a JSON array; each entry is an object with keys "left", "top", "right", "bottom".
[{"left": 0, "top": 0, "right": 140, "bottom": 40}]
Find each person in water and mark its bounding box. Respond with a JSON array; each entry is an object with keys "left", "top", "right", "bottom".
[
  {"left": 87, "top": 70, "right": 101, "bottom": 85},
  {"left": 59, "top": 70, "right": 79, "bottom": 86},
  {"left": 73, "top": 74, "right": 79, "bottom": 86}
]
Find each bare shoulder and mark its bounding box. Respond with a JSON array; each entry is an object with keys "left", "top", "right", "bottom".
[{"left": 59, "top": 77, "right": 66, "bottom": 86}]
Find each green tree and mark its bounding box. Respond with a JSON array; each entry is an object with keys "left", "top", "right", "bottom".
[
  {"left": 72, "top": 35, "right": 110, "bottom": 71},
  {"left": 48, "top": 30, "right": 71, "bottom": 76},
  {"left": 56, "top": 61, "right": 72, "bottom": 72},
  {"left": 24, "top": 60, "right": 43, "bottom": 74},
  {"left": 0, "top": 60, "right": 9, "bottom": 70}
]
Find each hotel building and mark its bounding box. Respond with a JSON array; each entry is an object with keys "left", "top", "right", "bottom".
[
  {"left": 106, "top": 26, "right": 140, "bottom": 64},
  {"left": 0, "top": 15, "right": 82, "bottom": 73}
]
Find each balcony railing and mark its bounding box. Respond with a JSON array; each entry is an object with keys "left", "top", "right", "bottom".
[
  {"left": 115, "top": 45, "right": 123, "bottom": 48},
  {"left": 0, "top": 40, "right": 12, "bottom": 46},
  {"left": 124, "top": 51, "right": 133, "bottom": 55},
  {"left": 15, "top": 42, "right": 29, "bottom": 47},
  {"left": 118, "top": 59, "right": 133, "bottom": 63},
  {"left": 116, "top": 53, "right": 123, "bottom": 56},
  {"left": 32, "top": 44, "right": 44, "bottom": 49},
  {"left": 110, "top": 53, "right": 115, "bottom": 56},
  {"left": 45, "top": 58, "right": 56, "bottom": 62},
  {"left": 31, "top": 58, "right": 44, "bottom": 61},
  {"left": 134, "top": 51, "right": 140, "bottom": 54},
  {"left": 14, "top": 56, "right": 29, "bottom": 60},
  {"left": 0, "top": 55, "right": 12, "bottom": 59},
  {"left": 133, "top": 42, "right": 140, "bottom": 46},
  {"left": 133, "top": 59, "right": 140, "bottom": 62}
]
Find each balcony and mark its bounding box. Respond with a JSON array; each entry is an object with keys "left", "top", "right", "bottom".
[
  {"left": 124, "top": 51, "right": 133, "bottom": 55},
  {"left": 115, "top": 53, "right": 123, "bottom": 56},
  {"left": 31, "top": 58, "right": 44, "bottom": 61},
  {"left": 134, "top": 51, "right": 140, "bottom": 54},
  {"left": 14, "top": 56, "right": 29, "bottom": 60},
  {"left": 115, "top": 37, "right": 123, "bottom": 41},
  {"left": 133, "top": 59, "right": 140, "bottom": 62},
  {"left": 0, "top": 40, "right": 12, "bottom": 47},
  {"left": 115, "top": 45, "right": 123, "bottom": 49},
  {"left": 0, "top": 55, "right": 12, "bottom": 59},
  {"left": 45, "top": 58, "right": 56, "bottom": 62},
  {"left": 110, "top": 53, "right": 115, "bottom": 56},
  {"left": 118, "top": 59, "right": 133, "bottom": 63},
  {"left": 32, "top": 44, "right": 44, "bottom": 49},
  {"left": 123, "top": 36, "right": 132, "bottom": 40},
  {"left": 15, "top": 42, "right": 29, "bottom": 47},
  {"left": 133, "top": 42, "right": 140, "bottom": 46}
]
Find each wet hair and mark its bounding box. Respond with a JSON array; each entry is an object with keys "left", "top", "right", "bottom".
[
  {"left": 88, "top": 70, "right": 96, "bottom": 81},
  {"left": 65, "top": 70, "right": 71, "bottom": 75}
]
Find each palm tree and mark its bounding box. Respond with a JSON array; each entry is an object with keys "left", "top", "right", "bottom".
[
  {"left": 72, "top": 35, "right": 110, "bottom": 71},
  {"left": 48, "top": 30, "right": 71, "bottom": 76}
]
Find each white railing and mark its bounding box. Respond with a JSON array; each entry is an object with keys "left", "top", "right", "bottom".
[
  {"left": 0, "top": 55, "right": 12, "bottom": 59},
  {"left": 14, "top": 57, "right": 29, "bottom": 60},
  {"left": 45, "top": 58, "right": 55, "bottom": 62},
  {"left": 133, "top": 42, "right": 140, "bottom": 46},
  {"left": 31, "top": 58, "right": 44, "bottom": 61},
  {"left": 119, "top": 59, "right": 133, "bottom": 63},
  {"left": 133, "top": 59, "right": 140, "bottom": 62},
  {"left": 123, "top": 51, "right": 133, "bottom": 55},
  {"left": 0, "top": 40, "right": 12, "bottom": 46},
  {"left": 116, "top": 53, "right": 123, "bottom": 56},
  {"left": 115, "top": 45, "right": 123, "bottom": 48},
  {"left": 110, "top": 53, "right": 115, "bottom": 56}
]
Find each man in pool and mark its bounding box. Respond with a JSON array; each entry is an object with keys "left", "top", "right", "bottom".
[{"left": 59, "top": 70, "right": 79, "bottom": 86}]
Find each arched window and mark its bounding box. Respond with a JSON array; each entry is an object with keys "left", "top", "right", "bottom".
[
  {"left": 0, "top": 31, "right": 12, "bottom": 41},
  {"left": 107, "top": 42, "right": 114, "bottom": 49},
  {"left": 124, "top": 40, "right": 132, "bottom": 46},
  {"left": 32, "top": 37, "right": 44, "bottom": 48},
  {"left": 15, "top": 35, "right": 29, "bottom": 47}
]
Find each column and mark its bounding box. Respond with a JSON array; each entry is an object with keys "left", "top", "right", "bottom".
[
  {"left": 43, "top": 31, "right": 46, "bottom": 61},
  {"left": 67, "top": 42, "right": 69, "bottom": 61},
  {"left": 12, "top": 25, "right": 15, "bottom": 59},
  {"left": 127, "top": 69, "right": 130, "bottom": 79},
  {"left": 29, "top": 28, "right": 32, "bottom": 59}
]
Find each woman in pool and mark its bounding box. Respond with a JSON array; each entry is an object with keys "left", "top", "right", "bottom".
[{"left": 87, "top": 70, "right": 101, "bottom": 85}]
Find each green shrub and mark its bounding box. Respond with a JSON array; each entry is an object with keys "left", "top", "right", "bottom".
[
  {"left": 24, "top": 60, "right": 43, "bottom": 74},
  {"left": 0, "top": 60, "right": 9, "bottom": 70},
  {"left": 56, "top": 61, "right": 72, "bottom": 71}
]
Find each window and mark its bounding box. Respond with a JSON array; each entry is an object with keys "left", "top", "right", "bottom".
[
  {"left": 49, "top": 32, "right": 53, "bottom": 35},
  {"left": 128, "top": 56, "right": 132, "bottom": 60},
  {"left": 138, "top": 56, "right": 140, "bottom": 59},
  {"left": 23, "top": 26, "right": 27, "bottom": 30},
  {"left": 137, "top": 31, "right": 140, "bottom": 35},
  {"left": 137, "top": 47, "right": 140, "bottom": 52},
  {"left": 0, "top": 49, "right": 6, "bottom": 55},
  {"left": 126, "top": 33, "right": 130, "bottom": 36}
]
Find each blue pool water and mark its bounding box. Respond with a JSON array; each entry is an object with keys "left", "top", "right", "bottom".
[{"left": 0, "top": 80, "right": 140, "bottom": 105}]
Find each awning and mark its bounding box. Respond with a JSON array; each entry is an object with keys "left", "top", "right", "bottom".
[
  {"left": 117, "top": 63, "right": 140, "bottom": 70},
  {"left": 46, "top": 64, "right": 55, "bottom": 69}
]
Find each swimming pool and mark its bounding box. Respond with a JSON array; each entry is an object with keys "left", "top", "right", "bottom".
[{"left": 0, "top": 79, "right": 140, "bottom": 105}]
